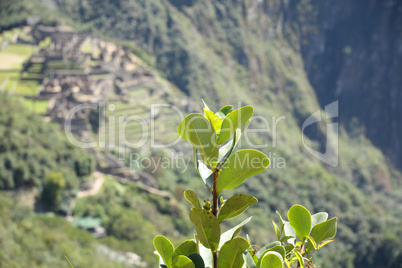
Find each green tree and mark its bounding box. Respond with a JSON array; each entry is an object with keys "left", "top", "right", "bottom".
[{"left": 42, "top": 172, "right": 66, "bottom": 211}]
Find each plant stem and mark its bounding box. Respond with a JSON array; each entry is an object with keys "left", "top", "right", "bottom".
[
  {"left": 212, "top": 168, "right": 219, "bottom": 268},
  {"left": 212, "top": 169, "right": 219, "bottom": 217},
  {"left": 297, "top": 244, "right": 305, "bottom": 268},
  {"left": 213, "top": 251, "right": 218, "bottom": 268}
]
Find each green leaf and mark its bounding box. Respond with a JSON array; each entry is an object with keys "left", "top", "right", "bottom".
[
  {"left": 218, "top": 128, "right": 241, "bottom": 167},
  {"left": 154, "top": 251, "right": 165, "bottom": 267},
  {"left": 178, "top": 114, "right": 219, "bottom": 166},
  {"left": 305, "top": 235, "right": 317, "bottom": 251},
  {"left": 311, "top": 212, "right": 328, "bottom": 228},
  {"left": 256, "top": 241, "right": 281, "bottom": 259},
  {"left": 280, "top": 235, "right": 295, "bottom": 244},
  {"left": 218, "top": 237, "right": 250, "bottom": 268},
  {"left": 193, "top": 148, "right": 213, "bottom": 188},
  {"left": 218, "top": 194, "right": 258, "bottom": 223},
  {"left": 198, "top": 238, "right": 213, "bottom": 268},
  {"left": 244, "top": 252, "right": 256, "bottom": 268},
  {"left": 187, "top": 253, "right": 205, "bottom": 268},
  {"left": 294, "top": 250, "right": 304, "bottom": 268},
  {"left": 204, "top": 110, "right": 223, "bottom": 135},
  {"left": 259, "top": 252, "right": 283, "bottom": 268},
  {"left": 318, "top": 239, "right": 334, "bottom": 249},
  {"left": 184, "top": 190, "right": 201, "bottom": 209},
  {"left": 172, "top": 255, "right": 195, "bottom": 268},
  {"left": 154, "top": 235, "right": 174, "bottom": 267},
  {"left": 219, "top": 217, "right": 252, "bottom": 249},
  {"left": 172, "top": 240, "right": 197, "bottom": 260},
  {"left": 283, "top": 222, "right": 296, "bottom": 245},
  {"left": 202, "top": 99, "right": 211, "bottom": 112},
  {"left": 276, "top": 211, "right": 286, "bottom": 236},
  {"left": 218, "top": 118, "right": 250, "bottom": 168},
  {"left": 216, "top": 150, "right": 270, "bottom": 192},
  {"left": 260, "top": 245, "right": 286, "bottom": 260},
  {"left": 65, "top": 256, "right": 74, "bottom": 268},
  {"left": 189, "top": 208, "right": 220, "bottom": 252},
  {"left": 216, "top": 105, "right": 233, "bottom": 120},
  {"left": 306, "top": 218, "right": 337, "bottom": 252},
  {"left": 272, "top": 220, "right": 280, "bottom": 240},
  {"left": 218, "top": 106, "right": 254, "bottom": 144},
  {"left": 288, "top": 205, "right": 312, "bottom": 241},
  {"left": 284, "top": 244, "right": 294, "bottom": 256}
]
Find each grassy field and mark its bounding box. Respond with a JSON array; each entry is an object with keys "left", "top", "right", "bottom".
[
  {"left": 23, "top": 99, "right": 49, "bottom": 114},
  {"left": 0, "top": 44, "right": 35, "bottom": 70},
  {"left": 0, "top": 43, "right": 42, "bottom": 98}
]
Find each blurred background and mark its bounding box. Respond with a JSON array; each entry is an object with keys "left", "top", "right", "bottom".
[{"left": 0, "top": 0, "right": 401, "bottom": 267}]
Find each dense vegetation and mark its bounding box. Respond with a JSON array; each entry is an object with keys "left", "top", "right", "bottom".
[
  {"left": 0, "top": 93, "right": 95, "bottom": 211},
  {"left": 0, "top": 0, "right": 402, "bottom": 267},
  {"left": 0, "top": 193, "right": 127, "bottom": 267}
]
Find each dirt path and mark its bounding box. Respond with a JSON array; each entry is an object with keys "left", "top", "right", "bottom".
[
  {"left": 76, "top": 171, "right": 104, "bottom": 199},
  {"left": 70, "top": 171, "right": 104, "bottom": 210}
]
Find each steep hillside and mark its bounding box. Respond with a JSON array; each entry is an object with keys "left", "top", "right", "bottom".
[
  {"left": 55, "top": 1, "right": 402, "bottom": 267},
  {"left": 286, "top": 0, "right": 402, "bottom": 169}
]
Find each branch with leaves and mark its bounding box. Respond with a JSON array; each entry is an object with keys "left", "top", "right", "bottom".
[{"left": 153, "top": 102, "right": 337, "bottom": 268}]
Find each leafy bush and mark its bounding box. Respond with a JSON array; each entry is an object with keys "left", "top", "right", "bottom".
[
  {"left": 0, "top": 93, "right": 95, "bottom": 210},
  {"left": 0, "top": 193, "right": 127, "bottom": 268},
  {"left": 42, "top": 172, "right": 66, "bottom": 211},
  {"left": 153, "top": 102, "right": 337, "bottom": 268}
]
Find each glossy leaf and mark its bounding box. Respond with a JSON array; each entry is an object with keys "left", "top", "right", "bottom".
[
  {"left": 218, "top": 106, "right": 254, "bottom": 144},
  {"left": 305, "top": 235, "right": 317, "bottom": 250},
  {"left": 202, "top": 99, "right": 211, "bottom": 112},
  {"left": 259, "top": 245, "right": 286, "bottom": 261},
  {"left": 276, "top": 211, "right": 286, "bottom": 234},
  {"left": 280, "top": 236, "right": 294, "bottom": 244},
  {"left": 172, "top": 255, "right": 195, "bottom": 268},
  {"left": 294, "top": 250, "right": 304, "bottom": 268},
  {"left": 218, "top": 128, "right": 241, "bottom": 166},
  {"left": 178, "top": 114, "right": 219, "bottom": 166},
  {"left": 187, "top": 253, "right": 205, "bottom": 268},
  {"left": 218, "top": 194, "right": 258, "bottom": 223},
  {"left": 189, "top": 208, "right": 220, "bottom": 252},
  {"left": 256, "top": 241, "right": 281, "bottom": 259},
  {"left": 219, "top": 217, "right": 252, "bottom": 249},
  {"left": 272, "top": 220, "right": 281, "bottom": 240},
  {"left": 216, "top": 105, "right": 233, "bottom": 120},
  {"left": 311, "top": 212, "right": 328, "bottom": 228},
  {"left": 154, "top": 251, "right": 165, "bottom": 267},
  {"left": 154, "top": 235, "right": 174, "bottom": 268},
  {"left": 306, "top": 218, "right": 337, "bottom": 252},
  {"left": 259, "top": 252, "right": 283, "bottom": 268},
  {"left": 198, "top": 238, "right": 213, "bottom": 268},
  {"left": 218, "top": 237, "right": 250, "bottom": 268},
  {"left": 193, "top": 148, "right": 213, "bottom": 188},
  {"left": 184, "top": 190, "right": 201, "bottom": 209},
  {"left": 318, "top": 239, "right": 334, "bottom": 249},
  {"left": 204, "top": 109, "right": 223, "bottom": 135},
  {"left": 172, "top": 240, "right": 197, "bottom": 260},
  {"left": 283, "top": 222, "right": 296, "bottom": 245},
  {"left": 217, "top": 150, "right": 270, "bottom": 192},
  {"left": 244, "top": 252, "right": 256, "bottom": 268},
  {"left": 288, "top": 205, "right": 311, "bottom": 241}
]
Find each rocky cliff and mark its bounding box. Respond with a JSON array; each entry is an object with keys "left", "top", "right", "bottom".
[{"left": 287, "top": 0, "right": 402, "bottom": 168}]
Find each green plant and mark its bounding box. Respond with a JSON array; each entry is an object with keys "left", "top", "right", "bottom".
[
  {"left": 153, "top": 102, "right": 337, "bottom": 268},
  {"left": 42, "top": 172, "right": 66, "bottom": 211}
]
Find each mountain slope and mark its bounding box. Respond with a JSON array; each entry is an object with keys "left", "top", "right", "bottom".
[
  {"left": 286, "top": 0, "right": 402, "bottom": 169},
  {"left": 1, "top": 0, "right": 402, "bottom": 267}
]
